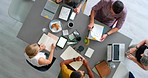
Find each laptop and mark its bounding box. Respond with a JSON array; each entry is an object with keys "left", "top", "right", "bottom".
[
  {"left": 112, "top": 62, "right": 129, "bottom": 78},
  {"left": 107, "top": 43, "right": 125, "bottom": 62}
]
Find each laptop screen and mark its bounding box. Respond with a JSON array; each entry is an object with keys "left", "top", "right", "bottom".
[{"left": 113, "top": 45, "right": 119, "bottom": 60}]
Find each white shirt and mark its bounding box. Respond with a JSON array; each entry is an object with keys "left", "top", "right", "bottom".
[{"left": 24, "top": 52, "right": 46, "bottom": 67}]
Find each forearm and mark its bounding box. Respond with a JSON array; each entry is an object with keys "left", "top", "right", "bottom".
[
  {"left": 47, "top": 49, "right": 54, "bottom": 63},
  {"left": 133, "top": 59, "right": 144, "bottom": 70},
  {"left": 89, "top": 10, "right": 95, "bottom": 24},
  {"left": 107, "top": 28, "right": 119, "bottom": 35},
  {"left": 85, "top": 65, "right": 94, "bottom": 78},
  {"left": 136, "top": 40, "right": 148, "bottom": 48}
]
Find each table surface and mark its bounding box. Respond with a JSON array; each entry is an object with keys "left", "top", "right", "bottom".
[{"left": 17, "top": 0, "right": 132, "bottom": 77}]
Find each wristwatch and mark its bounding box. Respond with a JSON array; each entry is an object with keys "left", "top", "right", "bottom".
[{"left": 73, "top": 58, "right": 76, "bottom": 61}]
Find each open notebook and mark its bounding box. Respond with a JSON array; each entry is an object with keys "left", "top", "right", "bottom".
[
  {"left": 60, "top": 46, "right": 83, "bottom": 70},
  {"left": 38, "top": 33, "right": 59, "bottom": 51},
  {"left": 88, "top": 24, "right": 104, "bottom": 42}
]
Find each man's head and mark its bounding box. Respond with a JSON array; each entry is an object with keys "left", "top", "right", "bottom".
[
  {"left": 70, "top": 70, "right": 84, "bottom": 78},
  {"left": 140, "top": 49, "right": 148, "bottom": 66},
  {"left": 112, "top": 1, "right": 124, "bottom": 14}
]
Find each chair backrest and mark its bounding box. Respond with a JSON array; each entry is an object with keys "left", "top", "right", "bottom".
[
  {"left": 26, "top": 57, "right": 56, "bottom": 72},
  {"left": 8, "top": 0, "right": 34, "bottom": 23}
]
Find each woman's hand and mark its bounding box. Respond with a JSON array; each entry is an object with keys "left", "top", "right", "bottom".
[
  {"left": 50, "top": 44, "right": 55, "bottom": 52},
  {"left": 74, "top": 7, "right": 80, "bottom": 14},
  {"left": 127, "top": 54, "right": 136, "bottom": 62},
  {"left": 39, "top": 44, "right": 46, "bottom": 51}
]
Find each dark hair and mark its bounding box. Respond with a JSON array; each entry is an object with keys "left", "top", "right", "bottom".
[
  {"left": 112, "top": 1, "right": 124, "bottom": 14},
  {"left": 70, "top": 71, "right": 82, "bottom": 78}
]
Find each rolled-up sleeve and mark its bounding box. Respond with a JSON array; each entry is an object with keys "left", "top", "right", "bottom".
[{"left": 115, "top": 9, "right": 127, "bottom": 29}]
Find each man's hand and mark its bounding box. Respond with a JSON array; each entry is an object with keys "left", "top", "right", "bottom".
[
  {"left": 75, "top": 56, "right": 83, "bottom": 61},
  {"left": 83, "top": 59, "right": 89, "bottom": 67},
  {"left": 127, "top": 54, "right": 136, "bottom": 62},
  {"left": 100, "top": 34, "right": 108, "bottom": 42},
  {"left": 55, "top": 0, "right": 62, "bottom": 3},
  {"left": 74, "top": 7, "right": 80, "bottom": 14},
  {"left": 88, "top": 23, "right": 94, "bottom": 30}
]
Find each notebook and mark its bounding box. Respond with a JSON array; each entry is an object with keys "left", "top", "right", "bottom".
[
  {"left": 88, "top": 24, "right": 104, "bottom": 42},
  {"left": 41, "top": 0, "right": 59, "bottom": 20},
  {"left": 60, "top": 46, "right": 83, "bottom": 70},
  {"left": 59, "top": 6, "right": 71, "bottom": 21},
  {"left": 95, "top": 61, "right": 111, "bottom": 78},
  {"left": 38, "top": 33, "right": 59, "bottom": 51}
]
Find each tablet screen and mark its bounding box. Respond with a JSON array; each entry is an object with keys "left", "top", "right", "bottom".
[{"left": 57, "top": 37, "right": 67, "bottom": 48}]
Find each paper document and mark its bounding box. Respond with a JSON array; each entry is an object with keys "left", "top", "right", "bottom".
[
  {"left": 38, "top": 33, "right": 59, "bottom": 51},
  {"left": 88, "top": 24, "right": 104, "bottom": 41},
  {"left": 85, "top": 47, "right": 94, "bottom": 58},
  {"left": 59, "top": 6, "right": 71, "bottom": 21},
  {"left": 60, "top": 46, "right": 83, "bottom": 70}
]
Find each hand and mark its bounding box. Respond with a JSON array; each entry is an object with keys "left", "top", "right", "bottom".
[
  {"left": 55, "top": 0, "right": 62, "bottom": 3},
  {"left": 39, "top": 44, "right": 46, "bottom": 51},
  {"left": 100, "top": 34, "right": 108, "bottom": 42},
  {"left": 88, "top": 23, "right": 94, "bottom": 30},
  {"left": 127, "top": 54, "right": 136, "bottom": 61},
  {"left": 75, "top": 56, "right": 83, "bottom": 61},
  {"left": 50, "top": 44, "right": 55, "bottom": 52},
  {"left": 74, "top": 7, "right": 80, "bottom": 14},
  {"left": 129, "top": 47, "right": 137, "bottom": 54},
  {"left": 83, "top": 59, "right": 88, "bottom": 67}
]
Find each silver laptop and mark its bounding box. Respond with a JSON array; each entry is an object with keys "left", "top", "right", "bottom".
[{"left": 107, "top": 43, "right": 125, "bottom": 62}]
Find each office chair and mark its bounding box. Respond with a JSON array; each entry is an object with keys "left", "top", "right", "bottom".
[
  {"left": 8, "top": 0, "right": 34, "bottom": 23},
  {"left": 26, "top": 52, "right": 56, "bottom": 72}
]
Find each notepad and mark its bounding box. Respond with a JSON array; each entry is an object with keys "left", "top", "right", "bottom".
[
  {"left": 59, "top": 6, "right": 71, "bottom": 21},
  {"left": 38, "top": 33, "right": 59, "bottom": 51},
  {"left": 88, "top": 24, "right": 104, "bottom": 42},
  {"left": 60, "top": 46, "right": 83, "bottom": 70},
  {"left": 85, "top": 47, "right": 94, "bottom": 58}
]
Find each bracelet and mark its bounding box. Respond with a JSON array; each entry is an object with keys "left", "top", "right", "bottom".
[
  {"left": 105, "top": 33, "right": 109, "bottom": 36},
  {"left": 73, "top": 58, "right": 76, "bottom": 61},
  {"left": 135, "top": 46, "right": 139, "bottom": 50}
]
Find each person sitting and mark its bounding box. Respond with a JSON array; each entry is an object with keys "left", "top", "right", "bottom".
[
  {"left": 88, "top": 0, "right": 127, "bottom": 42},
  {"left": 127, "top": 39, "right": 148, "bottom": 70},
  {"left": 60, "top": 56, "right": 94, "bottom": 78},
  {"left": 55, "top": 0, "right": 86, "bottom": 14},
  {"left": 24, "top": 43, "right": 55, "bottom": 67}
]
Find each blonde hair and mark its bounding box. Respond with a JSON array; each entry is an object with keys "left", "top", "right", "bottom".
[{"left": 25, "top": 43, "right": 39, "bottom": 58}]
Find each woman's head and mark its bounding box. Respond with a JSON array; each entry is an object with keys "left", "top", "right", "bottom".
[
  {"left": 112, "top": 1, "right": 124, "bottom": 14},
  {"left": 25, "top": 43, "right": 39, "bottom": 58},
  {"left": 140, "top": 49, "right": 148, "bottom": 66}
]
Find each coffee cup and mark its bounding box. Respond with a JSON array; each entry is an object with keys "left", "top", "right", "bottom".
[{"left": 68, "top": 21, "right": 74, "bottom": 28}]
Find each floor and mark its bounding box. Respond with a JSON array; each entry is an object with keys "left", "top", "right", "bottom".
[{"left": 0, "top": 0, "right": 148, "bottom": 78}]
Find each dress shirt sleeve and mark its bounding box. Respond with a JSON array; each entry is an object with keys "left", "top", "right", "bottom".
[
  {"left": 115, "top": 9, "right": 127, "bottom": 29},
  {"left": 92, "top": 0, "right": 108, "bottom": 12}
]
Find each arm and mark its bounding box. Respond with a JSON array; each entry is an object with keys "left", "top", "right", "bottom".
[
  {"left": 88, "top": 9, "right": 96, "bottom": 30},
  {"left": 100, "top": 28, "right": 119, "bottom": 42},
  {"left": 127, "top": 54, "right": 145, "bottom": 70},
  {"left": 60, "top": 56, "right": 83, "bottom": 67},
  {"left": 74, "top": 0, "right": 86, "bottom": 14},
  {"left": 83, "top": 59, "right": 94, "bottom": 78},
  {"left": 38, "top": 44, "right": 55, "bottom": 65}
]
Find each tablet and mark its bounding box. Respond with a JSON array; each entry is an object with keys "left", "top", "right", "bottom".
[{"left": 56, "top": 36, "right": 67, "bottom": 48}]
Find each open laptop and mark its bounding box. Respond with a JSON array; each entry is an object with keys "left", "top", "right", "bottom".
[{"left": 107, "top": 43, "right": 125, "bottom": 62}]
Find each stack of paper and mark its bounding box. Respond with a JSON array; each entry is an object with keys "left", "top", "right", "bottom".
[
  {"left": 85, "top": 47, "right": 94, "bottom": 58},
  {"left": 60, "top": 46, "right": 83, "bottom": 70},
  {"left": 88, "top": 24, "right": 104, "bottom": 41}
]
